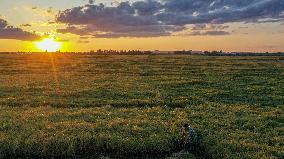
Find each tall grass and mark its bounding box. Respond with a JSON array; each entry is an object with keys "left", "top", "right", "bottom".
[{"left": 0, "top": 53, "right": 283, "bottom": 158}]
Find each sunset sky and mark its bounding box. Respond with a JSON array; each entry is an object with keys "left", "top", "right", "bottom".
[{"left": 0, "top": 0, "right": 284, "bottom": 52}]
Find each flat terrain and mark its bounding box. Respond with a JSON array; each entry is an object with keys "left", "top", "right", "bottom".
[{"left": 0, "top": 53, "right": 283, "bottom": 158}]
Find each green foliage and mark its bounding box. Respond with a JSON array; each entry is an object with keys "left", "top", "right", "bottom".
[{"left": 0, "top": 53, "right": 283, "bottom": 158}]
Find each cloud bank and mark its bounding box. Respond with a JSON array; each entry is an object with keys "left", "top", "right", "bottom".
[
  {"left": 56, "top": 0, "right": 284, "bottom": 38},
  {"left": 0, "top": 18, "right": 41, "bottom": 41}
]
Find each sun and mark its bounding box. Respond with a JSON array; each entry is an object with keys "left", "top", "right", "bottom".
[{"left": 36, "top": 38, "right": 61, "bottom": 52}]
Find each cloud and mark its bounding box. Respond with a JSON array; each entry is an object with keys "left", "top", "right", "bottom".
[
  {"left": 159, "top": 0, "right": 284, "bottom": 25},
  {"left": 89, "top": 0, "right": 94, "bottom": 5},
  {"left": 57, "top": 26, "right": 91, "bottom": 35},
  {"left": 92, "top": 30, "right": 171, "bottom": 38},
  {"left": 0, "top": 18, "right": 41, "bottom": 41},
  {"left": 55, "top": 0, "right": 284, "bottom": 38},
  {"left": 55, "top": 1, "right": 184, "bottom": 38},
  {"left": 57, "top": 24, "right": 184, "bottom": 38},
  {"left": 79, "top": 36, "right": 91, "bottom": 39},
  {"left": 47, "top": 7, "right": 54, "bottom": 14},
  {"left": 77, "top": 40, "right": 90, "bottom": 43},
  {"left": 249, "top": 18, "right": 284, "bottom": 23},
  {"left": 191, "top": 24, "right": 207, "bottom": 30},
  {"left": 57, "top": 39, "right": 69, "bottom": 42},
  {"left": 189, "top": 31, "right": 230, "bottom": 36},
  {"left": 191, "top": 24, "right": 229, "bottom": 30},
  {"left": 133, "top": 0, "right": 162, "bottom": 16},
  {"left": 0, "top": 19, "right": 8, "bottom": 28},
  {"left": 20, "top": 24, "right": 32, "bottom": 27},
  {"left": 24, "top": 6, "right": 58, "bottom": 18}
]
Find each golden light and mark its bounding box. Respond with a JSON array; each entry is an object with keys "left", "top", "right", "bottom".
[{"left": 36, "top": 38, "right": 61, "bottom": 52}]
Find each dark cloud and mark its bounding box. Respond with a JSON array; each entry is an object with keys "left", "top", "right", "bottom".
[
  {"left": 47, "top": 7, "right": 53, "bottom": 13},
  {"left": 0, "top": 18, "right": 41, "bottom": 41},
  {"left": 57, "top": 24, "right": 184, "bottom": 38},
  {"left": 189, "top": 31, "right": 230, "bottom": 36},
  {"left": 20, "top": 24, "right": 32, "bottom": 27},
  {"left": 79, "top": 36, "right": 90, "bottom": 39},
  {"left": 191, "top": 24, "right": 207, "bottom": 30},
  {"left": 89, "top": 0, "right": 94, "bottom": 5},
  {"left": 57, "top": 26, "right": 91, "bottom": 35},
  {"left": 55, "top": 0, "right": 284, "bottom": 38},
  {"left": 48, "top": 21, "right": 56, "bottom": 24},
  {"left": 191, "top": 24, "right": 229, "bottom": 30},
  {"left": 93, "top": 30, "right": 171, "bottom": 38},
  {"left": 0, "top": 19, "right": 8, "bottom": 28},
  {"left": 133, "top": 0, "right": 162, "bottom": 16},
  {"left": 56, "top": 1, "right": 184, "bottom": 38},
  {"left": 57, "top": 39, "right": 69, "bottom": 42},
  {"left": 77, "top": 40, "right": 90, "bottom": 43},
  {"left": 159, "top": 0, "right": 284, "bottom": 25},
  {"left": 250, "top": 18, "right": 284, "bottom": 23}
]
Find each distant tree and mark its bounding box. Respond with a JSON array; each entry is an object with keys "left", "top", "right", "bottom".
[
  {"left": 174, "top": 50, "right": 192, "bottom": 54},
  {"left": 204, "top": 51, "right": 210, "bottom": 54},
  {"left": 97, "top": 49, "right": 102, "bottom": 54},
  {"left": 211, "top": 50, "right": 218, "bottom": 54}
]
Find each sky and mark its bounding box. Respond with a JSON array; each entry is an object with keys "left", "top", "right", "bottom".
[{"left": 0, "top": 0, "right": 284, "bottom": 52}]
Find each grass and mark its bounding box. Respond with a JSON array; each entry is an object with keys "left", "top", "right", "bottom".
[{"left": 0, "top": 53, "right": 283, "bottom": 158}]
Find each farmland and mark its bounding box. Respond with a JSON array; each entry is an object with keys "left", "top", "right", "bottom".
[{"left": 0, "top": 53, "right": 283, "bottom": 158}]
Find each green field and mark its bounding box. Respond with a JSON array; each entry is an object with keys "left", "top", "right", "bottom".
[{"left": 0, "top": 53, "right": 283, "bottom": 158}]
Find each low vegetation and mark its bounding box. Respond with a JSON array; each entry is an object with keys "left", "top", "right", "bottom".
[{"left": 0, "top": 53, "right": 283, "bottom": 158}]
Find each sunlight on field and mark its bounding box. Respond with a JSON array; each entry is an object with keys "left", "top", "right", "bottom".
[
  {"left": 35, "top": 38, "right": 62, "bottom": 52},
  {"left": 0, "top": 54, "right": 283, "bottom": 159}
]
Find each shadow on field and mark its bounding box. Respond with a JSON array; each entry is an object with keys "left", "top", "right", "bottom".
[{"left": 0, "top": 135, "right": 212, "bottom": 159}]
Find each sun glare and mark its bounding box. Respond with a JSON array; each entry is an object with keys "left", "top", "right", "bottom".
[{"left": 36, "top": 38, "right": 61, "bottom": 52}]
